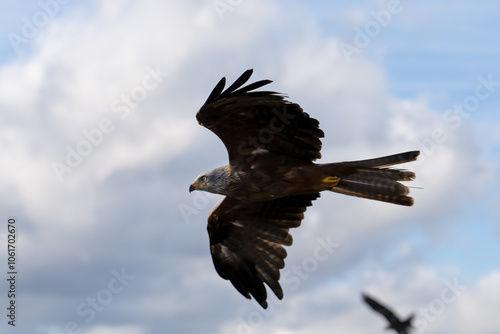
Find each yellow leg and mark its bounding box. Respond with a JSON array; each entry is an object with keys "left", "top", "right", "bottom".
[{"left": 322, "top": 176, "right": 341, "bottom": 188}]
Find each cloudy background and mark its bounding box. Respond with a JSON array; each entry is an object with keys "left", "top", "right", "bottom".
[{"left": 1, "top": 0, "right": 499, "bottom": 333}]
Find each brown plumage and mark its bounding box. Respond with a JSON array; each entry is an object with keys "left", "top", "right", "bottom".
[{"left": 189, "top": 69, "right": 420, "bottom": 308}]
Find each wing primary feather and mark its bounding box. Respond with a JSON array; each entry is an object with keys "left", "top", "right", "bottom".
[
  {"left": 233, "top": 79, "right": 273, "bottom": 94},
  {"left": 203, "top": 77, "right": 226, "bottom": 105},
  {"left": 220, "top": 69, "right": 254, "bottom": 98}
]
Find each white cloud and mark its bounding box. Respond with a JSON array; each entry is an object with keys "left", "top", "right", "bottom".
[
  {"left": 445, "top": 270, "right": 500, "bottom": 333},
  {"left": 82, "top": 325, "right": 144, "bottom": 334}
]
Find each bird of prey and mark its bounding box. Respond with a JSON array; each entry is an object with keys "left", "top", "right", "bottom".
[
  {"left": 362, "top": 293, "right": 414, "bottom": 334},
  {"left": 189, "top": 69, "right": 420, "bottom": 308}
]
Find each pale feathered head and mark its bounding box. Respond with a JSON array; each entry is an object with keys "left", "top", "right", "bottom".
[{"left": 189, "top": 166, "right": 228, "bottom": 195}]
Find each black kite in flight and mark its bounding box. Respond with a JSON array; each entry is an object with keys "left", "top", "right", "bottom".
[
  {"left": 362, "top": 293, "right": 414, "bottom": 334},
  {"left": 189, "top": 69, "right": 419, "bottom": 308}
]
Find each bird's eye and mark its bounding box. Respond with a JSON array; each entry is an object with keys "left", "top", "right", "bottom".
[{"left": 201, "top": 176, "right": 207, "bottom": 182}]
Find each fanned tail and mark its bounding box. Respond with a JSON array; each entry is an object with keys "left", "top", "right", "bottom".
[{"left": 325, "top": 151, "right": 420, "bottom": 206}]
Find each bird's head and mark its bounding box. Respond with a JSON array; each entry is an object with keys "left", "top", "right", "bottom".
[{"left": 189, "top": 166, "right": 228, "bottom": 195}]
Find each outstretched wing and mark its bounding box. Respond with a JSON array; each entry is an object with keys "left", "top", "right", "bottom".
[
  {"left": 207, "top": 193, "right": 320, "bottom": 308},
  {"left": 362, "top": 293, "right": 402, "bottom": 325},
  {"left": 196, "top": 69, "right": 324, "bottom": 167}
]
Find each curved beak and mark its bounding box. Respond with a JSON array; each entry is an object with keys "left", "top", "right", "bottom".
[{"left": 189, "top": 184, "right": 196, "bottom": 193}]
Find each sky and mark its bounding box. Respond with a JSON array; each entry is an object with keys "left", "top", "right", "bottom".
[{"left": 0, "top": 0, "right": 499, "bottom": 333}]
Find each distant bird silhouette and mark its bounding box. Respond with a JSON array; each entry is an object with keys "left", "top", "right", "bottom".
[{"left": 362, "top": 293, "right": 414, "bottom": 334}]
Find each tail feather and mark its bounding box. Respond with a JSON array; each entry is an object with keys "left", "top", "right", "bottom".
[
  {"left": 327, "top": 151, "right": 419, "bottom": 206},
  {"left": 347, "top": 168, "right": 415, "bottom": 183},
  {"left": 342, "top": 151, "right": 420, "bottom": 168},
  {"left": 330, "top": 181, "right": 414, "bottom": 206},
  {"left": 404, "top": 314, "right": 414, "bottom": 327}
]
